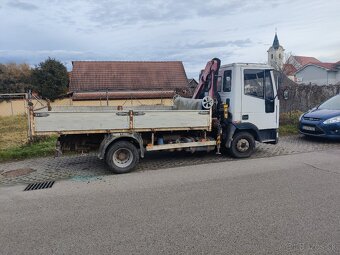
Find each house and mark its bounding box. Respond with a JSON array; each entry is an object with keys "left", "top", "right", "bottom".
[
  {"left": 266, "top": 33, "right": 340, "bottom": 86},
  {"left": 69, "top": 61, "right": 190, "bottom": 103},
  {"left": 287, "top": 55, "right": 321, "bottom": 70},
  {"left": 187, "top": 78, "right": 198, "bottom": 95},
  {"left": 294, "top": 61, "right": 340, "bottom": 85},
  {"left": 283, "top": 55, "right": 340, "bottom": 85}
]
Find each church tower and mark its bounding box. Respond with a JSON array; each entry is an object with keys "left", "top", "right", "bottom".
[{"left": 267, "top": 33, "right": 285, "bottom": 70}]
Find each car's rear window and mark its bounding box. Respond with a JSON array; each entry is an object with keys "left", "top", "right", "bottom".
[{"left": 318, "top": 95, "right": 340, "bottom": 110}]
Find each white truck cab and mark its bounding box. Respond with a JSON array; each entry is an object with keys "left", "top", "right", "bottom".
[{"left": 217, "top": 63, "right": 279, "bottom": 144}]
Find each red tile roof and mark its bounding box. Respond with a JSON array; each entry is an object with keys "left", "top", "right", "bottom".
[
  {"left": 313, "top": 62, "right": 337, "bottom": 70},
  {"left": 69, "top": 61, "right": 188, "bottom": 93},
  {"left": 283, "top": 64, "right": 297, "bottom": 76},
  {"left": 72, "top": 90, "right": 177, "bottom": 100},
  {"left": 294, "top": 56, "right": 321, "bottom": 66},
  {"left": 295, "top": 61, "right": 340, "bottom": 74}
]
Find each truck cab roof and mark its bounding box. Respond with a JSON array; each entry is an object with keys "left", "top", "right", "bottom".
[{"left": 220, "top": 63, "right": 273, "bottom": 70}]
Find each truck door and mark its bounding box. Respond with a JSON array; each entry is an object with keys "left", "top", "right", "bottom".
[
  {"left": 241, "top": 68, "right": 278, "bottom": 130},
  {"left": 217, "top": 69, "right": 232, "bottom": 107}
]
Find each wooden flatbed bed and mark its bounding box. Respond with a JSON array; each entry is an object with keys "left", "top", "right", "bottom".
[{"left": 30, "top": 106, "right": 212, "bottom": 136}]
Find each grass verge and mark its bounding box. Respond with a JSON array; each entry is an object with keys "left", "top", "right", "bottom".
[
  {"left": 0, "top": 115, "right": 56, "bottom": 162},
  {"left": 279, "top": 124, "right": 299, "bottom": 136},
  {"left": 0, "top": 136, "right": 57, "bottom": 162},
  {"left": 279, "top": 111, "right": 302, "bottom": 136}
]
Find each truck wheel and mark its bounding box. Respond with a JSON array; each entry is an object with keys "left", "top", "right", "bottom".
[
  {"left": 229, "top": 132, "right": 255, "bottom": 158},
  {"left": 105, "top": 141, "right": 139, "bottom": 174}
]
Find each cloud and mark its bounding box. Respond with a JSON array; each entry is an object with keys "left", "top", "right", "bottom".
[
  {"left": 181, "top": 39, "right": 252, "bottom": 49},
  {"left": 1, "top": 0, "right": 340, "bottom": 78},
  {"left": 0, "top": 50, "right": 97, "bottom": 69},
  {"left": 7, "top": 0, "right": 38, "bottom": 10},
  {"left": 86, "top": 0, "right": 286, "bottom": 28}
]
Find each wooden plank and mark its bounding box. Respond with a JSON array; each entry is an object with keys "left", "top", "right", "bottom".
[
  {"left": 134, "top": 110, "right": 210, "bottom": 129},
  {"left": 34, "top": 112, "right": 129, "bottom": 132}
]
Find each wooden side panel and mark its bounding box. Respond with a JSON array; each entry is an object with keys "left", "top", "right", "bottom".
[
  {"left": 34, "top": 112, "right": 129, "bottom": 132},
  {"left": 134, "top": 110, "right": 210, "bottom": 129},
  {"left": 33, "top": 110, "right": 211, "bottom": 133}
]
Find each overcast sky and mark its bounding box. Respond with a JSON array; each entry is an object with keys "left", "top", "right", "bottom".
[{"left": 0, "top": 0, "right": 339, "bottom": 78}]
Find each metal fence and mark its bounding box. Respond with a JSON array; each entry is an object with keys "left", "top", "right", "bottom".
[
  {"left": 0, "top": 93, "right": 28, "bottom": 116},
  {"left": 0, "top": 90, "right": 190, "bottom": 116}
]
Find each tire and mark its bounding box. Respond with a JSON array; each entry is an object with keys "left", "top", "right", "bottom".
[
  {"left": 229, "top": 132, "right": 255, "bottom": 158},
  {"left": 105, "top": 141, "right": 139, "bottom": 174}
]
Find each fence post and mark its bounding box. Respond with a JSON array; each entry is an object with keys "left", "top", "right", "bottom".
[{"left": 10, "top": 100, "right": 14, "bottom": 116}]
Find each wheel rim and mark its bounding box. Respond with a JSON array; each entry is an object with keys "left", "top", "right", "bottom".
[
  {"left": 202, "top": 96, "right": 214, "bottom": 109},
  {"left": 113, "top": 148, "right": 133, "bottom": 168},
  {"left": 236, "top": 138, "right": 250, "bottom": 153}
]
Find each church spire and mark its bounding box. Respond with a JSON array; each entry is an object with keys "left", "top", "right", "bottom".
[
  {"left": 272, "top": 32, "right": 280, "bottom": 50},
  {"left": 267, "top": 31, "right": 285, "bottom": 70}
]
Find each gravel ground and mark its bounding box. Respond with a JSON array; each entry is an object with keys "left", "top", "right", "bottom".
[{"left": 0, "top": 135, "right": 339, "bottom": 186}]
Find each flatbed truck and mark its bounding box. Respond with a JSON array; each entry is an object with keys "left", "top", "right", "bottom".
[{"left": 28, "top": 59, "right": 279, "bottom": 173}]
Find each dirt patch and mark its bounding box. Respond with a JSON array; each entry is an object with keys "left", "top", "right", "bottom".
[{"left": 1, "top": 168, "right": 36, "bottom": 178}]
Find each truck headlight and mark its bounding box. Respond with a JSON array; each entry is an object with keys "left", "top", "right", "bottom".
[{"left": 323, "top": 116, "right": 340, "bottom": 124}]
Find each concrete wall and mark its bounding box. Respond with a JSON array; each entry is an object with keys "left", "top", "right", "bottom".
[
  {"left": 295, "top": 65, "right": 338, "bottom": 85},
  {"left": 279, "top": 76, "right": 340, "bottom": 112},
  {"left": 0, "top": 98, "right": 173, "bottom": 116}
]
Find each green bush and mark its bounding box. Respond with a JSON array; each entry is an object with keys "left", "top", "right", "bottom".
[{"left": 279, "top": 111, "right": 303, "bottom": 125}]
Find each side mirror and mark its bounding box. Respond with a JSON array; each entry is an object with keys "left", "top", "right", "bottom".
[{"left": 283, "top": 89, "right": 289, "bottom": 100}]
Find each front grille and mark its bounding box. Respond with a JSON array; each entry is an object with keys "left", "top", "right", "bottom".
[{"left": 303, "top": 117, "right": 321, "bottom": 121}]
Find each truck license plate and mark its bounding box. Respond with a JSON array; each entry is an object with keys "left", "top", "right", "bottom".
[{"left": 302, "top": 125, "right": 315, "bottom": 131}]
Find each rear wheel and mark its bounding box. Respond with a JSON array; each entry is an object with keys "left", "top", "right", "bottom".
[
  {"left": 229, "top": 132, "right": 255, "bottom": 158},
  {"left": 105, "top": 141, "right": 139, "bottom": 174}
]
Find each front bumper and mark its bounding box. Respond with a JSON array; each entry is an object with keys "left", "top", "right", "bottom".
[{"left": 299, "top": 119, "right": 340, "bottom": 139}]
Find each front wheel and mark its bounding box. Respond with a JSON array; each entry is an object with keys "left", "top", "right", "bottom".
[
  {"left": 229, "top": 132, "right": 255, "bottom": 158},
  {"left": 105, "top": 141, "right": 139, "bottom": 174}
]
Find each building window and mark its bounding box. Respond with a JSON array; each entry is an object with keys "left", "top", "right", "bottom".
[
  {"left": 271, "top": 54, "right": 273, "bottom": 59},
  {"left": 279, "top": 53, "right": 281, "bottom": 59}
]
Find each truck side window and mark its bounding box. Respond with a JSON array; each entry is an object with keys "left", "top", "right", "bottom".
[
  {"left": 216, "top": 76, "right": 222, "bottom": 92},
  {"left": 244, "top": 69, "right": 264, "bottom": 99},
  {"left": 265, "top": 70, "right": 274, "bottom": 99},
  {"left": 223, "top": 70, "right": 232, "bottom": 92}
]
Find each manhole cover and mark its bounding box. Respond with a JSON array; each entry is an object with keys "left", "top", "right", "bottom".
[{"left": 1, "top": 168, "right": 36, "bottom": 178}]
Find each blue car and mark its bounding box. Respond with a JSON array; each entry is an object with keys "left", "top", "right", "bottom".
[{"left": 299, "top": 94, "right": 340, "bottom": 139}]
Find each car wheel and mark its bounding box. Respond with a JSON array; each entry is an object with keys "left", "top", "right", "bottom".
[{"left": 229, "top": 132, "right": 255, "bottom": 158}]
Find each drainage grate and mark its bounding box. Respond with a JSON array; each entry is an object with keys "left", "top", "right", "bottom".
[{"left": 24, "top": 181, "right": 55, "bottom": 191}]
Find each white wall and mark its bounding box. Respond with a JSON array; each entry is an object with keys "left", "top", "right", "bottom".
[
  {"left": 295, "top": 66, "right": 339, "bottom": 85},
  {"left": 336, "top": 70, "right": 340, "bottom": 84}
]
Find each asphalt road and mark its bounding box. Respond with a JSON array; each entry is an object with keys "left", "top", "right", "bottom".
[{"left": 1, "top": 149, "right": 340, "bottom": 255}]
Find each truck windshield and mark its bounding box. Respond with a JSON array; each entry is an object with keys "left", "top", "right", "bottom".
[{"left": 318, "top": 95, "right": 340, "bottom": 110}]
